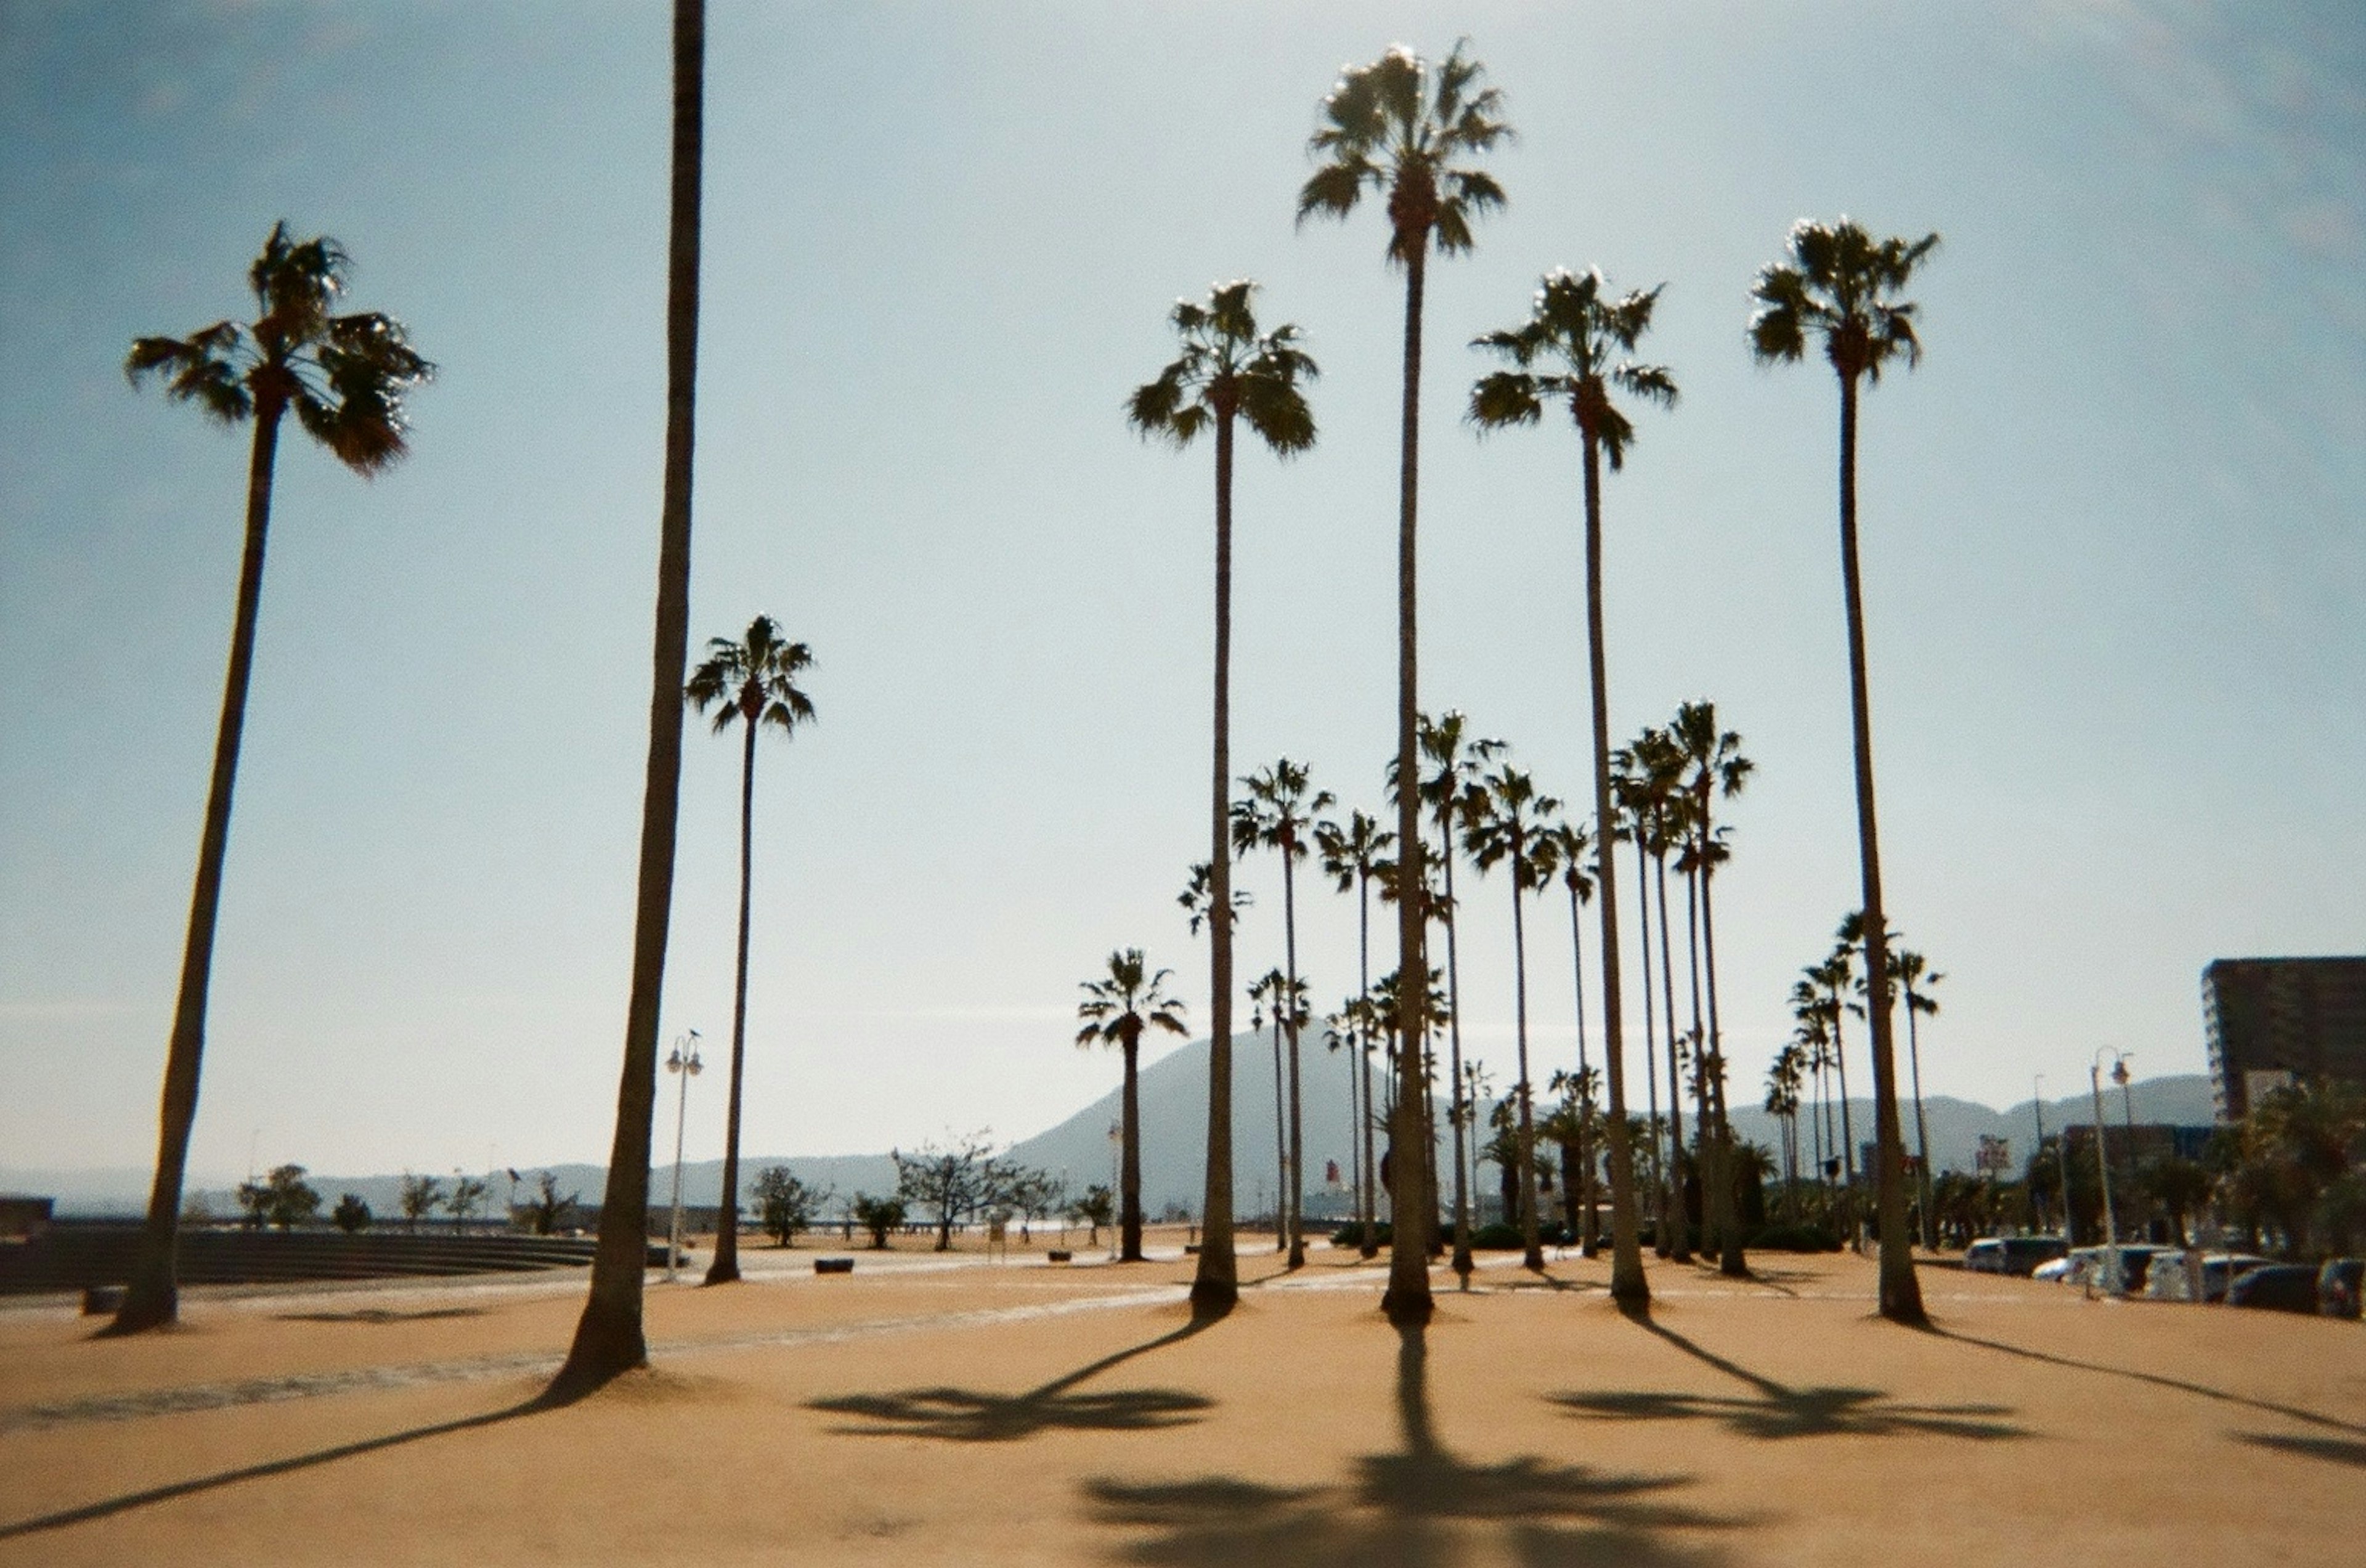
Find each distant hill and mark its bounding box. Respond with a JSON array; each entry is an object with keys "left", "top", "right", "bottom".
[{"left": 7, "top": 1052, "right": 2216, "bottom": 1220}]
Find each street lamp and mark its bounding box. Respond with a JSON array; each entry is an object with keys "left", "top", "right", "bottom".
[
  {"left": 2112, "top": 1052, "right": 2135, "bottom": 1136},
  {"left": 665, "top": 1028, "right": 703, "bottom": 1283},
  {"left": 2090, "top": 1048, "right": 2121, "bottom": 1294}
]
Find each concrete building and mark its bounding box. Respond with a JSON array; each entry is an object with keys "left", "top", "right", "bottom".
[{"left": 2201, "top": 956, "right": 2366, "bottom": 1121}]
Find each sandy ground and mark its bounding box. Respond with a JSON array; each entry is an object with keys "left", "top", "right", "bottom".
[{"left": 2, "top": 1231, "right": 2360, "bottom": 1566}]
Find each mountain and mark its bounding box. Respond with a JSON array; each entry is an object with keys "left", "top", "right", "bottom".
[{"left": 7, "top": 1052, "right": 2217, "bottom": 1220}]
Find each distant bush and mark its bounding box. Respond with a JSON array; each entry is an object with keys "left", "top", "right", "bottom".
[
  {"left": 1466, "top": 1221, "right": 1573, "bottom": 1250},
  {"left": 1747, "top": 1222, "right": 1844, "bottom": 1253},
  {"left": 1331, "top": 1221, "right": 1391, "bottom": 1248},
  {"left": 331, "top": 1194, "right": 372, "bottom": 1233}
]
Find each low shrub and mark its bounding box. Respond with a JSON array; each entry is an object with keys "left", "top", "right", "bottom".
[
  {"left": 1746, "top": 1222, "right": 1844, "bottom": 1253},
  {"left": 1331, "top": 1221, "right": 1391, "bottom": 1248}
]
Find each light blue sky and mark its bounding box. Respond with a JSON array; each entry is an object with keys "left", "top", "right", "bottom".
[{"left": 2, "top": 1, "right": 2359, "bottom": 1181}]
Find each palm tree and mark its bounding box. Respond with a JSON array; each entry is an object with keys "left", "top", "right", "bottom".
[
  {"left": 1233, "top": 759, "right": 1334, "bottom": 1268},
  {"left": 1131, "top": 280, "right": 1317, "bottom": 1315},
  {"left": 1077, "top": 948, "right": 1190, "bottom": 1262},
  {"left": 683, "top": 615, "right": 815, "bottom": 1286},
  {"left": 1300, "top": 42, "right": 1509, "bottom": 1323},
  {"left": 1392, "top": 711, "right": 1502, "bottom": 1279},
  {"left": 1246, "top": 969, "right": 1288, "bottom": 1251},
  {"left": 1469, "top": 266, "right": 1674, "bottom": 1307},
  {"left": 1543, "top": 819, "right": 1598, "bottom": 1252},
  {"left": 1611, "top": 729, "right": 1686, "bottom": 1260},
  {"left": 1463, "top": 763, "right": 1561, "bottom": 1269},
  {"left": 1751, "top": 217, "right": 1941, "bottom": 1325},
  {"left": 553, "top": 0, "right": 706, "bottom": 1397},
  {"left": 1893, "top": 948, "right": 1944, "bottom": 1249},
  {"left": 113, "top": 224, "right": 432, "bottom": 1334},
  {"left": 1315, "top": 809, "right": 1395, "bottom": 1256},
  {"left": 1670, "top": 701, "right": 1752, "bottom": 1277}
]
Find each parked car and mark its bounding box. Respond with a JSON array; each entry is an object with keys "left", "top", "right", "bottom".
[
  {"left": 1966, "top": 1235, "right": 2068, "bottom": 1277},
  {"left": 2319, "top": 1257, "right": 2362, "bottom": 1319},
  {"left": 2043, "top": 1243, "right": 2169, "bottom": 1293},
  {"left": 2144, "top": 1251, "right": 2275, "bottom": 1302},
  {"left": 2226, "top": 1264, "right": 2322, "bottom": 1315}
]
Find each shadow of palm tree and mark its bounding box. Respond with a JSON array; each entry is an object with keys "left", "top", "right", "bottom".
[
  {"left": 2234, "top": 1432, "right": 2366, "bottom": 1468},
  {"left": 1930, "top": 1326, "right": 2366, "bottom": 1438},
  {"left": 275, "top": 1307, "right": 486, "bottom": 1325},
  {"left": 0, "top": 1391, "right": 555, "bottom": 1542},
  {"left": 1084, "top": 1324, "right": 1747, "bottom": 1567},
  {"left": 810, "top": 1316, "right": 1214, "bottom": 1442},
  {"left": 1549, "top": 1316, "right": 2025, "bottom": 1441}
]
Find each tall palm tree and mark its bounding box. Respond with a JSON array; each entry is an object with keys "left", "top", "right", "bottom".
[
  {"left": 114, "top": 224, "right": 432, "bottom": 1334},
  {"left": 1233, "top": 759, "right": 1333, "bottom": 1268},
  {"left": 1670, "top": 701, "right": 1751, "bottom": 1276},
  {"left": 1131, "top": 279, "right": 1317, "bottom": 1315},
  {"left": 1543, "top": 819, "right": 1598, "bottom": 1253},
  {"left": 554, "top": 0, "right": 706, "bottom": 1397},
  {"left": 1247, "top": 969, "right": 1288, "bottom": 1250},
  {"left": 1392, "top": 711, "right": 1501, "bottom": 1279},
  {"left": 1315, "top": 809, "right": 1395, "bottom": 1256},
  {"left": 1301, "top": 42, "right": 1509, "bottom": 1323},
  {"left": 1470, "top": 266, "right": 1674, "bottom": 1307},
  {"left": 1893, "top": 948, "right": 1944, "bottom": 1249},
  {"left": 683, "top": 616, "right": 814, "bottom": 1286},
  {"left": 1077, "top": 948, "right": 1190, "bottom": 1262},
  {"left": 1612, "top": 728, "right": 1688, "bottom": 1261},
  {"left": 1463, "top": 763, "right": 1561, "bottom": 1269},
  {"left": 1751, "top": 216, "right": 1940, "bottom": 1325}
]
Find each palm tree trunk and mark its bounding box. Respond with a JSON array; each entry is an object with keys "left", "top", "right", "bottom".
[
  {"left": 1193, "top": 408, "right": 1238, "bottom": 1316},
  {"left": 112, "top": 399, "right": 285, "bottom": 1335},
  {"left": 1270, "top": 1010, "right": 1286, "bottom": 1251},
  {"left": 1383, "top": 241, "right": 1434, "bottom": 1325},
  {"left": 1633, "top": 825, "right": 1663, "bottom": 1254},
  {"left": 1582, "top": 431, "right": 1646, "bottom": 1307},
  {"left": 1567, "top": 882, "right": 1598, "bottom": 1256},
  {"left": 551, "top": 0, "right": 704, "bottom": 1399},
  {"left": 1284, "top": 849, "right": 1305, "bottom": 1269},
  {"left": 704, "top": 713, "right": 758, "bottom": 1286},
  {"left": 1835, "top": 372, "right": 1925, "bottom": 1324},
  {"left": 1511, "top": 864, "right": 1542, "bottom": 1270},
  {"left": 1358, "top": 867, "right": 1378, "bottom": 1257},
  {"left": 1682, "top": 854, "right": 1715, "bottom": 1259},
  {"left": 1121, "top": 1034, "right": 1144, "bottom": 1261},
  {"left": 1701, "top": 864, "right": 1746, "bottom": 1276},
  {"left": 1833, "top": 998, "right": 1856, "bottom": 1194},
  {"left": 1908, "top": 1001, "right": 1935, "bottom": 1250},
  {"left": 1441, "top": 831, "right": 1472, "bottom": 1280},
  {"left": 1654, "top": 847, "right": 1689, "bottom": 1261}
]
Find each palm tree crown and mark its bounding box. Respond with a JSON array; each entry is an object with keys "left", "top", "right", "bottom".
[
  {"left": 1077, "top": 948, "right": 1190, "bottom": 1054},
  {"left": 1468, "top": 268, "right": 1677, "bottom": 466},
  {"left": 1748, "top": 219, "right": 1940, "bottom": 385},
  {"left": 685, "top": 615, "right": 816, "bottom": 737},
  {"left": 1297, "top": 41, "right": 1510, "bottom": 262},
  {"left": 1128, "top": 280, "right": 1317, "bottom": 453},
  {"left": 127, "top": 222, "right": 433, "bottom": 469}
]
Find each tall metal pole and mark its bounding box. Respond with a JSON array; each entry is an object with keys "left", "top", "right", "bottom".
[
  {"left": 2031, "top": 1073, "right": 2047, "bottom": 1234},
  {"left": 665, "top": 1029, "right": 701, "bottom": 1283}
]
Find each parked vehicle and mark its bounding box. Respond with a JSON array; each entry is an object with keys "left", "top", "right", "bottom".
[
  {"left": 1966, "top": 1235, "right": 2068, "bottom": 1277},
  {"left": 2043, "top": 1244, "right": 2168, "bottom": 1293},
  {"left": 2226, "top": 1264, "right": 2322, "bottom": 1315},
  {"left": 2319, "top": 1257, "right": 2362, "bottom": 1319},
  {"left": 2144, "top": 1251, "right": 2275, "bottom": 1303}
]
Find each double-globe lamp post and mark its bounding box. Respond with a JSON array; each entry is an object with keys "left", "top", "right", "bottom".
[{"left": 665, "top": 1028, "right": 703, "bottom": 1284}]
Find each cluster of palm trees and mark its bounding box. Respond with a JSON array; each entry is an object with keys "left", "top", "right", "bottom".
[
  {"left": 112, "top": 19, "right": 1947, "bottom": 1397},
  {"left": 1131, "top": 39, "right": 1940, "bottom": 1325},
  {"left": 1765, "top": 920, "right": 1944, "bottom": 1248}
]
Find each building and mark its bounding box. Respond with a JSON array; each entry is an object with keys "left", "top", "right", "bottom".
[{"left": 2202, "top": 956, "right": 2366, "bottom": 1121}]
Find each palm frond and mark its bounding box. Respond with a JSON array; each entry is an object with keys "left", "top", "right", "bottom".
[
  {"left": 126, "top": 328, "right": 253, "bottom": 423},
  {"left": 1466, "top": 370, "right": 1541, "bottom": 431}
]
